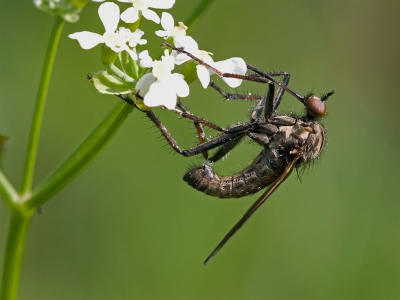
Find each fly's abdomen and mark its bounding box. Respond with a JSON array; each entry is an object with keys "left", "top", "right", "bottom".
[{"left": 183, "top": 148, "right": 286, "bottom": 198}]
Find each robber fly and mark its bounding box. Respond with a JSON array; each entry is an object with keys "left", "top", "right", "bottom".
[{"left": 119, "top": 44, "right": 335, "bottom": 264}]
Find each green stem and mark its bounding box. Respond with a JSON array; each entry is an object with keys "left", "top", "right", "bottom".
[
  {"left": 1, "top": 207, "right": 34, "bottom": 300},
  {"left": 0, "top": 170, "right": 19, "bottom": 209},
  {"left": 26, "top": 102, "right": 134, "bottom": 209},
  {"left": 105, "top": 64, "right": 135, "bottom": 85},
  {"left": 20, "top": 16, "right": 65, "bottom": 195}
]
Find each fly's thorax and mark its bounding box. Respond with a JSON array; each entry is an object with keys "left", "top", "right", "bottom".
[{"left": 268, "top": 117, "right": 325, "bottom": 162}]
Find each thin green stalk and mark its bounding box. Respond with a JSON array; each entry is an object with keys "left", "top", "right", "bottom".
[
  {"left": 1, "top": 207, "right": 34, "bottom": 300},
  {"left": 26, "top": 102, "right": 134, "bottom": 209},
  {"left": 20, "top": 16, "right": 65, "bottom": 195},
  {"left": 106, "top": 63, "right": 135, "bottom": 84},
  {"left": 0, "top": 170, "right": 19, "bottom": 209}
]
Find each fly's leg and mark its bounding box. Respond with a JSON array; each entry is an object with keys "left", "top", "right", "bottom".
[
  {"left": 117, "top": 94, "right": 251, "bottom": 158},
  {"left": 207, "top": 135, "right": 245, "bottom": 163},
  {"left": 147, "top": 108, "right": 249, "bottom": 157},
  {"left": 208, "top": 80, "right": 268, "bottom": 102},
  {"left": 176, "top": 100, "right": 208, "bottom": 159},
  {"left": 164, "top": 42, "right": 309, "bottom": 106},
  {"left": 208, "top": 71, "right": 289, "bottom": 119},
  {"left": 205, "top": 80, "right": 274, "bottom": 163},
  {"left": 206, "top": 70, "right": 289, "bottom": 161}
]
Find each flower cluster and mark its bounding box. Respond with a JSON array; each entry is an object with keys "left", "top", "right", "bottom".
[{"left": 69, "top": 0, "right": 247, "bottom": 110}]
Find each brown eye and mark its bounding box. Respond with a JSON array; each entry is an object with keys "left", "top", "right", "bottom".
[{"left": 306, "top": 96, "right": 326, "bottom": 117}]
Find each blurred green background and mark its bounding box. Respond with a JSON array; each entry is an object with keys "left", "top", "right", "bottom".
[{"left": 1, "top": 0, "right": 399, "bottom": 299}]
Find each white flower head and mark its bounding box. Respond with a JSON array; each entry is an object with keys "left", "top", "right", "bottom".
[
  {"left": 139, "top": 50, "right": 154, "bottom": 68},
  {"left": 69, "top": 2, "right": 146, "bottom": 60},
  {"left": 155, "top": 12, "right": 187, "bottom": 39},
  {"left": 124, "top": 28, "right": 148, "bottom": 48},
  {"left": 173, "top": 36, "right": 247, "bottom": 89},
  {"left": 211, "top": 57, "right": 247, "bottom": 88},
  {"left": 119, "top": 0, "right": 176, "bottom": 24},
  {"left": 136, "top": 49, "right": 189, "bottom": 109},
  {"left": 173, "top": 36, "right": 214, "bottom": 88}
]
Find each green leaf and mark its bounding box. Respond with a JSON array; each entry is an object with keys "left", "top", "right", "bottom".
[{"left": 90, "top": 71, "right": 136, "bottom": 95}]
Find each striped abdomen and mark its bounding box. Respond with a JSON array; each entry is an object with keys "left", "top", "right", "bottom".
[{"left": 183, "top": 148, "right": 286, "bottom": 198}]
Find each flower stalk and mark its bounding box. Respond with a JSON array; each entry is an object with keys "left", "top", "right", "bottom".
[
  {"left": 1, "top": 208, "right": 34, "bottom": 300},
  {"left": 20, "top": 16, "right": 65, "bottom": 195}
]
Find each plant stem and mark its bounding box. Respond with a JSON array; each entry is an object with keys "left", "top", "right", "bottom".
[
  {"left": 0, "top": 170, "right": 19, "bottom": 209},
  {"left": 20, "top": 16, "right": 65, "bottom": 195},
  {"left": 1, "top": 207, "right": 34, "bottom": 300}
]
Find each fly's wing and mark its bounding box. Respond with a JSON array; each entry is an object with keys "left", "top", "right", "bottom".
[{"left": 204, "top": 155, "right": 301, "bottom": 265}]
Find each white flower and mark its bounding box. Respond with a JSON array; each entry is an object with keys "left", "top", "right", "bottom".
[
  {"left": 118, "top": 0, "right": 176, "bottom": 24},
  {"left": 173, "top": 36, "right": 247, "bottom": 89},
  {"left": 68, "top": 2, "right": 146, "bottom": 60},
  {"left": 138, "top": 50, "right": 154, "bottom": 68},
  {"left": 211, "top": 57, "right": 247, "bottom": 88},
  {"left": 123, "top": 28, "right": 147, "bottom": 48},
  {"left": 136, "top": 50, "right": 189, "bottom": 109},
  {"left": 155, "top": 12, "right": 187, "bottom": 39},
  {"left": 173, "top": 36, "right": 214, "bottom": 88}
]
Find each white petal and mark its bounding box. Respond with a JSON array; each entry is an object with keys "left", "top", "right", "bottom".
[
  {"left": 196, "top": 65, "right": 210, "bottom": 89},
  {"left": 213, "top": 57, "right": 247, "bottom": 88},
  {"left": 155, "top": 30, "right": 168, "bottom": 37},
  {"left": 170, "top": 74, "right": 189, "bottom": 97},
  {"left": 173, "top": 53, "right": 191, "bottom": 65},
  {"left": 69, "top": 32, "right": 104, "bottom": 49},
  {"left": 144, "top": 81, "right": 177, "bottom": 109},
  {"left": 98, "top": 2, "right": 120, "bottom": 32},
  {"left": 142, "top": 9, "right": 160, "bottom": 24},
  {"left": 173, "top": 35, "right": 198, "bottom": 52},
  {"left": 152, "top": 59, "right": 173, "bottom": 81},
  {"left": 216, "top": 57, "right": 247, "bottom": 74},
  {"left": 120, "top": 7, "right": 139, "bottom": 23},
  {"left": 136, "top": 73, "right": 155, "bottom": 97},
  {"left": 139, "top": 50, "right": 154, "bottom": 68},
  {"left": 160, "top": 12, "right": 174, "bottom": 30},
  {"left": 125, "top": 48, "right": 138, "bottom": 60},
  {"left": 221, "top": 77, "right": 242, "bottom": 89},
  {"left": 147, "top": 0, "right": 175, "bottom": 9}
]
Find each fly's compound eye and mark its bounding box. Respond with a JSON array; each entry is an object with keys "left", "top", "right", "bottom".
[{"left": 306, "top": 96, "right": 326, "bottom": 118}]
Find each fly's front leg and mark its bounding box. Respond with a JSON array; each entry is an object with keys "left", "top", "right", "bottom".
[
  {"left": 210, "top": 70, "right": 290, "bottom": 120},
  {"left": 164, "top": 42, "right": 310, "bottom": 108},
  {"left": 256, "top": 71, "right": 290, "bottom": 115}
]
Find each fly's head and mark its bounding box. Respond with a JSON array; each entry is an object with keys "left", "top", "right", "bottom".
[
  {"left": 292, "top": 89, "right": 335, "bottom": 162},
  {"left": 303, "top": 90, "right": 336, "bottom": 119}
]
